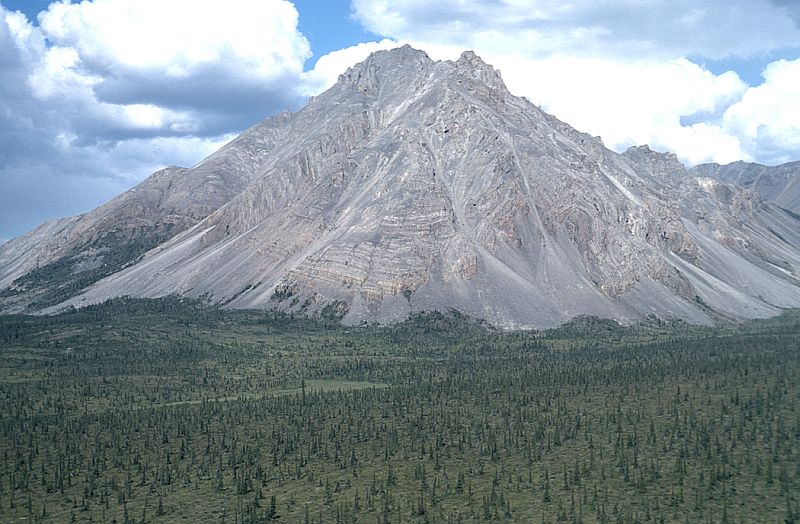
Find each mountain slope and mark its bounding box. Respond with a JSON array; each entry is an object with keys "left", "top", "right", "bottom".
[
  {"left": 3, "top": 46, "right": 800, "bottom": 327},
  {"left": 691, "top": 160, "right": 800, "bottom": 214},
  {"left": 0, "top": 112, "right": 293, "bottom": 311}
]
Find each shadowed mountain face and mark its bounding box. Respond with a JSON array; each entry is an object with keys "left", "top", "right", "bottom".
[
  {"left": 691, "top": 161, "right": 800, "bottom": 215},
  {"left": 0, "top": 113, "right": 290, "bottom": 310},
  {"left": 2, "top": 46, "right": 800, "bottom": 327}
]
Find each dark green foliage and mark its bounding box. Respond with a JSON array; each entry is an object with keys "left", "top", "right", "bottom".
[
  {"left": 1, "top": 228, "right": 181, "bottom": 309},
  {"left": 270, "top": 284, "right": 296, "bottom": 302},
  {"left": 0, "top": 298, "right": 797, "bottom": 522},
  {"left": 320, "top": 301, "right": 350, "bottom": 320}
]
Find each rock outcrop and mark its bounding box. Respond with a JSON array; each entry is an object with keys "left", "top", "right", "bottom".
[
  {"left": 2, "top": 46, "right": 799, "bottom": 327},
  {"left": 691, "top": 160, "right": 800, "bottom": 214}
]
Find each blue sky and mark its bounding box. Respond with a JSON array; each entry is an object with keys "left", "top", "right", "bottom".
[
  {"left": 1, "top": 0, "right": 799, "bottom": 242},
  {"left": 291, "top": 0, "right": 374, "bottom": 58}
]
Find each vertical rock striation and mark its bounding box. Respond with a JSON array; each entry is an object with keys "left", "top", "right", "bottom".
[{"left": 3, "top": 46, "right": 800, "bottom": 327}]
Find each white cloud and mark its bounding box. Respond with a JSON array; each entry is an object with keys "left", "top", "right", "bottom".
[
  {"left": 303, "top": 40, "right": 750, "bottom": 165},
  {"left": 721, "top": 58, "right": 800, "bottom": 164},
  {"left": 346, "top": 0, "right": 800, "bottom": 166},
  {"left": 0, "top": 0, "right": 311, "bottom": 240},
  {"left": 352, "top": 0, "right": 800, "bottom": 60},
  {"left": 657, "top": 124, "right": 746, "bottom": 166},
  {"left": 39, "top": 0, "right": 310, "bottom": 79},
  {"left": 2, "top": 0, "right": 799, "bottom": 243},
  {"left": 492, "top": 54, "right": 748, "bottom": 164},
  {"left": 33, "top": 0, "right": 311, "bottom": 137},
  {"left": 302, "top": 39, "right": 401, "bottom": 95}
]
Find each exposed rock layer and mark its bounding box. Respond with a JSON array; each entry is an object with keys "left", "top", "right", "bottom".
[
  {"left": 2, "top": 46, "right": 799, "bottom": 327},
  {"left": 691, "top": 161, "right": 800, "bottom": 214}
]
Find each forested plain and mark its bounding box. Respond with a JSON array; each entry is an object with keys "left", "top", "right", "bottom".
[{"left": 0, "top": 298, "right": 797, "bottom": 523}]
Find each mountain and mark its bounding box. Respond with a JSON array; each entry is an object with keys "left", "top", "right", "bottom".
[
  {"left": 2, "top": 46, "right": 800, "bottom": 327},
  {"left": 691, "top": 160, "right": 800, "bottom": 215},
  {"left": 0, "top": 113, "right": 290, "bottom": 310}
]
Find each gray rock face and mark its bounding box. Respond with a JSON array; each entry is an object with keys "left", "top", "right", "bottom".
[
  {"left": 0, "top": 114, "right": 290, "bottom": 311},
  {"left": 691, "top": 161, "right": 800, "bottom": 214},
  {"left": 3, "top": 46, "right": 800, "bottom": 327}
]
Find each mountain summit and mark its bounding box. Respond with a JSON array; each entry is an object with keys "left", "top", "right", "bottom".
[{"left": 2, "top": 46, "right": 800, "bottom": 327}]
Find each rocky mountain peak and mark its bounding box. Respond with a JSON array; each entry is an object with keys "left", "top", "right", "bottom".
[
  {"left": 454, "top": 50, "right": 506, "bottom": 91},
  {"left": 2, "top": 47, "right": 799, "bottom": 327},
  {"left": 332, "top": 45, "right": 512, "bottom": 111},
  {"left": 337, "top": 45, "right": 433, "bottom": 95},
  {"left": 622, "top": 145, "right": 682, "bottom": 167}
]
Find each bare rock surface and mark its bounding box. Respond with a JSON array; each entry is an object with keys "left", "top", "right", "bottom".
[
  {"left": 3, "top": 46, "right": 800, "bottom": 327},
  {"left": 0, "top": 113, "right": 291, "bottom": 310},
  {"left": 692, "top": 161, "right": 800, "bottom": 214}
]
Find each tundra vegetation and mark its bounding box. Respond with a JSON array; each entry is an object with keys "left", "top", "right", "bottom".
[{"left": 0, "top": 298, "right": 797, "bottom": 523}]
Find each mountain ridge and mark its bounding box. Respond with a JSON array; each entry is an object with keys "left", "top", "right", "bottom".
[
  {"left": 691, "top": 160, "right": 800, "bottom": 214},
  {"left": 2, "top": 45, "right": 799, "bottom": 328}
]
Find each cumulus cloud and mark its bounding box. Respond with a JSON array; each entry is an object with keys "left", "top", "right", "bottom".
[
  {"left": 492, "top": 55, "right": 748, "bottom": 164},
  {"left": 301, "top": 39, "right": 402, "bottom": 94},
  {"left": 36, "top": 0, "right": 311, "bottom": 138},
  {"left": 303, "top": 38, "right": 750, "bottom": 165},
  {"left": 721, "top": 58, "right": 800, "bottom": 164},
  {"left": 0, "top": 0, "right": 311, "bottom": 240},
  {"left": 1, "top": 133, "right": 230, "bottom": 231},
  {"left": 2, "top": 0, "right": 799, "bottom": 242},
  {"left": 352, "top": 0, "right": 800, "bottom": 60},
  {"left": 345, "top": 0, "right": 800, "bottom": 166}
]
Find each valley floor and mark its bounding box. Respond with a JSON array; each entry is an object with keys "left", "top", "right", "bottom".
[{"left": 0, "top": 299, "right": 798, "bottom": 523}]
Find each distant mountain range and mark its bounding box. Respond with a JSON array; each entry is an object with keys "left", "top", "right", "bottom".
[
  {"left": 2, "top": 46, "right": 799, "bottom": 327},
  {"left": 691, "top": 161, "right": 800, "bottom": 215}
]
